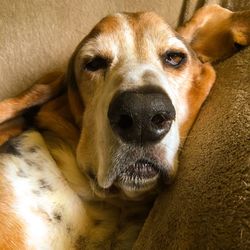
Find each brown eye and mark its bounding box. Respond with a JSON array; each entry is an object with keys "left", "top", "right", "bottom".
[
  {"left": 84, "top": 56, "right": 109, "bottom": 72},
  {"left": 162, "top": 51, "right": 186, "bottom": 67}
]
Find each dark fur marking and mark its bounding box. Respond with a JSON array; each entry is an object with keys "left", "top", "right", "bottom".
[
  {"left": 28, "top": 146, "right": 40, "bottom": 153},
  {"left": 36, "top": 165, "right": 42, "bottom": 171},
  {"left": 25, "top": 159, "right": 42, "bottom": 171},
  {"left": 17, "top": 168, "right": 28, "bottom": 178},
  {"left": 75, "top": 235, "right": 87, "bottom": 250},
  {"left": 0, "top": 139, "right": 21, "bottom": 156},
  {"left": 25, "top": 159, "right": 35, "bottom": 166},
  {"left": 32, "top": 190, "right": 41, "bottom": 196},
  {"left": 53, "top": 211, "right": 62, "bottom": 222},
  {"left": 37, "top": 207, "right": 53, "bottom": 222},
  {"left": 93, "top": 219, "right": 102, "bottom": 226},
  {"left": 22, "top": 105, "right": 41, "bottom": 127},
  {"left": 66, "top": 225, "right": 72, "bottom": 234},
  {"left": 86, "top": 169, "right": 96, "bottom": 180},
  {"left": 38, "top": 179, "right": 53, "bottom": 191}
]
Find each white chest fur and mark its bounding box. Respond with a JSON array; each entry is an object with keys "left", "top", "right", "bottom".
[
  {"left": 1, "top": 131, "right": 87, "bottom": 249},
  {"left": 0, "top": 131, "right": 151, "bottom": 249}
]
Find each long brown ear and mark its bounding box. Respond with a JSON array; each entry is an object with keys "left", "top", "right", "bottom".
[
  {"left": 66, "top": 53, "right": 84, "bottom": 128},
  {"left": 177, "top": 4, "right": 250, "bottom": 62},
  {"left": 33, "top": 51, "right": 85, "bottom": 149},
  {"left": 0, "top": 72, "right": 64, "bottom": 124},
  {"left": 0, "top": 72, "right": 65, "bottom": 145}
]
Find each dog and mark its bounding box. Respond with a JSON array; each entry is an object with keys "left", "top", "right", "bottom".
[{"left": 0, "top": 5, "right": 249, "bottom": 249}]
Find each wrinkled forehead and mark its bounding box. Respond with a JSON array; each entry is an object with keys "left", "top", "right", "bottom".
[{"left": 78, "top": 12, "right": 187, "bottom": 59}]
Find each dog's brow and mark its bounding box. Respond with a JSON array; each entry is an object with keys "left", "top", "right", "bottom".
[
  {"left": 77, "top": 13, "right": 136, "bottom": 60},
  {"left": 78, "top": 14, "right": 123, "bottom": 47},
  {"left": 82, "top": 27, "right": 101, "bottom": 45},
  {"left": 92, "top": 15, "right": 122, "bottom": 35},
  {"left": 77, "top": 12, "right": 193, "bottom": 63},
  {"left": 167, "top": 37, "right": 187, "bottom": 50}
]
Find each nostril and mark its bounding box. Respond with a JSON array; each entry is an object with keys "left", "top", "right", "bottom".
[
  {"left": 151, "top": 113, "right": 170, "bottom": 129},
  {"left": 108, "top": 89, "right": 176, "bottom": 144},
  {"left": 118, "top": 114, "right": 133, "bottom": 130}
]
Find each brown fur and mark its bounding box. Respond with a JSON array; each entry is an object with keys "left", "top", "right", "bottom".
[
  {"left": 0, "top": 118, "right": 27, "bottom": 145},
  {"left": 181, "top": 62, "right": 216, "bottom": 139},
  {"left": 0, "top": 73, "right": 65, "bottom": 144},
  {"left": 0, "top": 168, "right": 26, "bottom": 250},
  {"left": 35, "top": 94, "right": 79, "bottom": 149},
  {"left": 178, "top": 4, "right": 250, "bottom": 62}
]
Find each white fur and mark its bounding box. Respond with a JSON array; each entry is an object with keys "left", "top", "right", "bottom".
[{"left": 1, "top": 131, "right": 87, "bottom": 249}]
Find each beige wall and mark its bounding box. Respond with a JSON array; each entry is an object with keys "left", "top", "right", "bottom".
[{"left": 0, "top": 0, "right": 185, "bottom": 99}]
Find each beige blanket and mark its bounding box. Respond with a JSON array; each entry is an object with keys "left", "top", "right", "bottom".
[{"left": 134, "top": 1, "right": 250, "bottom": 249}]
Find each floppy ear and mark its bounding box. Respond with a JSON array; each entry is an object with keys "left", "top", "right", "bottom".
[
  {"left": 33, "top": 52, "right": 85, "bottom": 149},
  {"left": 177, "top": 4, "right": 250, "bottom": 62},
  {"left": 66, "top": 53, "right": 84, "bottom": 128},
  {"left": 0, "top": 72, "right": 64, "bottom": 124},
  {"left": 0, "top": 73, "right": 65, "bottom": 145},
  {"left": 0, "top": 48, "right": 85, "bottom": 146}
]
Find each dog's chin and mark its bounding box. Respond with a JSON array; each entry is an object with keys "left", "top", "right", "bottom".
[
  {"left": 85, "top": 144, "right": 176, "bottom": 200},
  {"left": 115, "top": 159, "right": 161, "bottom": 194},
  {"left": 86, "top": 160, "right": 167, "bottom": 201}
]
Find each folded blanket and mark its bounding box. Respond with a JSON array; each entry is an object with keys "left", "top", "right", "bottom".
[{"left": 134, "top": 41, "right": 250, "bottom": 250}]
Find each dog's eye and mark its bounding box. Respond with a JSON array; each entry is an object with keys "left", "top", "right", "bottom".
[
  {"left": 84, "top": 56, "right": 109, "bottom": 72},
  {"left": 162, "top": 51, "right": 186, "bottom": 67}
]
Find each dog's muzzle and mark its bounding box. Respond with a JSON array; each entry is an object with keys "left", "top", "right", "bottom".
[
  {"left": 107, "top": 86, "right": 176, "bottom": 191},
  {"left": 108, "top": 86, "right": 176, "bottom": 145}
]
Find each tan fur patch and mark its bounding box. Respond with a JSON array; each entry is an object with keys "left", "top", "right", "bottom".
[
  {"left": 181, "top": 62, "right": 216, "bottom": 139},
  {"left": 35, "top": 95, "right": 79, "bottom": 149},
  {"left": 0, "top": 118, "right": 26, "bottom": 145}
]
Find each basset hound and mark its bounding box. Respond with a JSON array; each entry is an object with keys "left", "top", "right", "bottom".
[{"left": 0, "top": 5, "right": 249, "bottom": 249}]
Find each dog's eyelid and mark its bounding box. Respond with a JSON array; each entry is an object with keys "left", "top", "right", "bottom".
[
  {"left": 82, "top": 55, "right": 111, "bottom": 72},
  {"left": 161, "top": 50, "right": 187, "bottom": 68}
]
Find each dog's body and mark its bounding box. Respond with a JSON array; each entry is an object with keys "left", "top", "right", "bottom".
[
  {"left": 0, "top": 5, "right": 249, "bottom": 249},
  {"left": 1, "top": 131, "right": 150, "bottom": 249}
]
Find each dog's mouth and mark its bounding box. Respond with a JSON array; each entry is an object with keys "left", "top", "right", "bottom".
[
  {"left": 120, "top": 159, "right": 159, "bottom": 179},
  {"left": 116, "top": 159, "right": 161, "bottom": 191},
  {"left": 85, "top": 144, "right": 175, "bottom": 199}
]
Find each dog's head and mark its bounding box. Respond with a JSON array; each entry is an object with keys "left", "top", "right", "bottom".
[
  {"left": 1, "top": 6, "right": 248, "bottom": 200},
  {"left": 66, "top": 12, "right": 215, "bottom": 199}
]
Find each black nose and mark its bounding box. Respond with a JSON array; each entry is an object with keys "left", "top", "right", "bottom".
[{"left": 108, "top": 86, "right": 176, "bottom": 145}]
